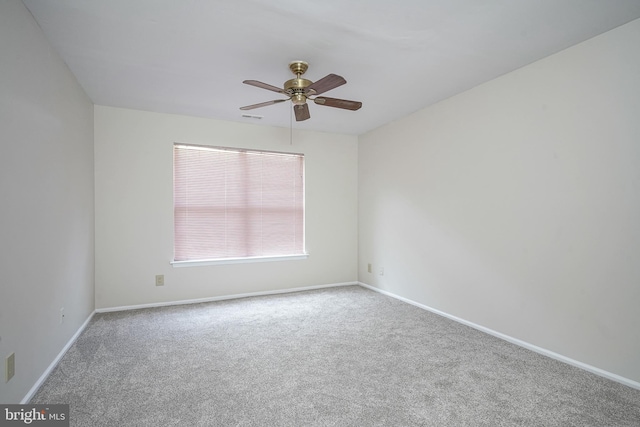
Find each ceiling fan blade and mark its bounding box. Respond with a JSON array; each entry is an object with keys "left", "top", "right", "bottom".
[
  {"left": 243, "top": 80, "right": 285, "bottom": 94},
  {"left": 305, "top": 74, "right": 346, "bottom": 95},
  {"left": 313, "top": 97, "right": 362, "bottom": 111},
  {"left": 240, "top": 99, "right": 288, "bottom": 110},
  {"left": 294, "top": 104, "right": 310, "bottom": 121}
]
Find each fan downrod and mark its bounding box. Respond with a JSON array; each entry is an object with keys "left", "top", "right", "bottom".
[{"left": 285, "top": 60, "right": 312, "bottom": 103}]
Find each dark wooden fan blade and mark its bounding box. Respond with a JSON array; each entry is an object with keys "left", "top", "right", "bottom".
[
  {"left": 243, "top": 80, "right": 285, "bottom": 93},
  {"left": 305, "top": 74, "right": 346, "bottom": 95},
  {"left": 240, "top": 99, "right": 287, "bottom": 110},
  {"left": 294, "top": 104, "right": 310, "bottom": 121},
  {"left": 314, "top": 97, "right": 362, "bottom": 111}
]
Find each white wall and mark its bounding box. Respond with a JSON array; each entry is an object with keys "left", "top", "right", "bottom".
[
  {"left": 0, "top": 1, "right": 95, "bottom": 403},
  {"left": 358, "top": 19, "right": 640, "bottom": 384},
  {"left": 94, "top": 106, "right": 358, "bottom": 309}
]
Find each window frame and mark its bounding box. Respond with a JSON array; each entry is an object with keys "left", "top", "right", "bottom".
[{"left": 171, "top": 143, "right": 307, "bottom": 267}]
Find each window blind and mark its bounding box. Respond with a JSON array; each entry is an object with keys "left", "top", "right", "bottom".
[{"left": 173, "top": 144, "right": 304, "bottom": 261}]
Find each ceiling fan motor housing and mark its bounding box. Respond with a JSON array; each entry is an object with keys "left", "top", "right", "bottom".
[{"left": 285, "top": 77, "right": 312, "bottom": 105}]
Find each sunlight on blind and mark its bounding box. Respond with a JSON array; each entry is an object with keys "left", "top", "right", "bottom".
[{"left": 173, "top": 144, "right": 304, "bottom": 261}]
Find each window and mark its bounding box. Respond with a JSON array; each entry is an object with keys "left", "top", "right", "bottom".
[{"left": 173, "top": 144, "right": 305, "bottom": 265}]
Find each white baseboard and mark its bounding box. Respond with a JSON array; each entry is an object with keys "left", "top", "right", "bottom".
[
  {"left": 358, "top": 281, "right": 640, "bottom": 391},
  {"left": 21, "top": 310, "right": 96, "bottom": 403},
  {"left": 96, "top": 281, "right": 359, "bottom": 313}
]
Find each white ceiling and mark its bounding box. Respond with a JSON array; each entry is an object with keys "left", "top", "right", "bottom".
[{"left": 22, "top": 0, "right": 640, "bottom": 135}]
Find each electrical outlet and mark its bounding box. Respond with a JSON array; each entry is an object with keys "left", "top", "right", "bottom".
[
  {"left": 367, "top": 263, "right": 372, "bottom": 273},
  {"left": 6, "top": 352, "right": 15, "bottom": 382},
  {"left": 378, "top": 267, "right": 384, "bottom": 276},
  {"left": 155, "top": 275, "right": 164, "bottom": 286},
  {"left": 60, "top": 307, "right": 65, "bottom": 324}
]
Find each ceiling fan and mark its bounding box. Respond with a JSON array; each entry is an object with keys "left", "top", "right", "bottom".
[{"left": 240, "top": 61, "right": 362, "bottom": 121}]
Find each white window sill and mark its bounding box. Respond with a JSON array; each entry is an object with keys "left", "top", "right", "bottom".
[{"left": 171, "top": 253, "right": 309, "bottom": 267}]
